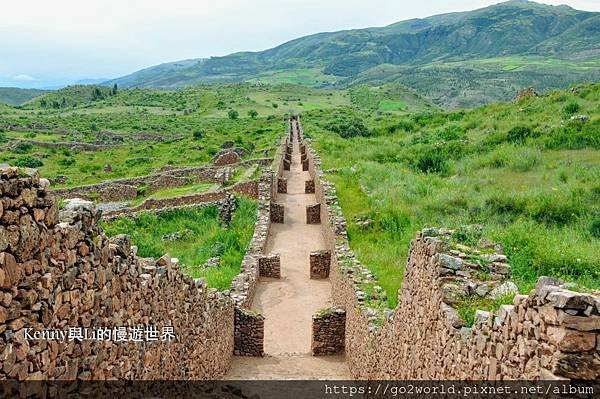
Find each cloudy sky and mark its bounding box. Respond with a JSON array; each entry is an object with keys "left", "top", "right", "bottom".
[{"left": 1, "top": 0, "right": 599, "bottom": 88}]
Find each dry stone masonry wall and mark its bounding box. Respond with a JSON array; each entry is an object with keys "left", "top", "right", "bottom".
[
  {"left": 0, "top": 167, "right": 234, "bottom": 380},
  {"left": 311, "top": 308, "right": 346, "bottom": 356},
  {"left": 300, "top": 121, "right": 600, "bottom": 380}
]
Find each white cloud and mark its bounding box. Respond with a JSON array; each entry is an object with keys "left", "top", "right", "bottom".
[{"left": 12, "top": 74, "right": 35, "bottom": 81}]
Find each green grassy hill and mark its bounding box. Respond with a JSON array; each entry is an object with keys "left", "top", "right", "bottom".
[
  {"left": 0, "top": 87, "right": 49, "bottom": 106},
  {"left": 104, "top": 1, "right": 600, "bottom": 107}
]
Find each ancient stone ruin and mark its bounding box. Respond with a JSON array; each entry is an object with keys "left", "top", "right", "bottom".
[{"left": 1, "top": 115, "right": 599, "bottom": 383}]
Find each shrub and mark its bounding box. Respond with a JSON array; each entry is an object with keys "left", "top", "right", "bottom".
[
  {"left": 506, "top": 126, "right": 537, "bottom": 144},
  {"left": 58, "top": 158, "right": 75, "bottom": 167},
  {"left": 15, "top": 156, "right": 43, "bottom": 168},
  {"left": 13, "top": 142, "right": 33, "bottom": 153},
  {"left": 590, "top": 218, "right": 600, "bottom": 238},
  {"left": 227, "top": 110, "right": 239, "bottom": 120},
  {"left": 414, "top": 150, "right": 448, "bottom": 174},
  {"left": 528, "top": 193, "right": 581, "bottom": 225},
  {"left": 325, "top": 117, "right": 370, "bottom": 138},
  {"left": 193, "top": 130, "right": 205, "bottom": 140},
  {"left": 248, "top": 110, "right": 258, "bottom": 119},
  {"left": 563, "top": 101, "right": 580, "bottom": 115},
  {"left": 436, "top": 124, "right": 465, "bottom": 141}
]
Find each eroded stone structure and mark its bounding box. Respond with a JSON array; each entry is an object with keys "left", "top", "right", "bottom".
[
  {"left": 310, "top": 250, "right": 331, "bottom": 279},
  {"left": 258, "top": 254, "right": 281, "bottom": 279}
]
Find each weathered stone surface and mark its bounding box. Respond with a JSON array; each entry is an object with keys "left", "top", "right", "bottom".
[
  {"left": 270, "top": 202, "right": 284, "bottom": 224},
  {"left": 306, "top": 203, "right": 321, "bottom": 224},
  {"left": 213, "top": 150, "right": 241, "bottom": 166},
  {"left": 277, "top": 177, "right": 287, "bottom": 194},
  {"left": 305, "top": 180, "right": 315, "bottom": 194},
  {"left": 546, "top": 327, "right": 596, "bottom": 352},
  {"left": 310, "top": 250, "right": 331, "bottom": 279},
  {"left": 259, "top": 254, "right": 280, "bottom": 279},
  {"left": 312, "top": 308, "right": 345, "bottom": 356}
]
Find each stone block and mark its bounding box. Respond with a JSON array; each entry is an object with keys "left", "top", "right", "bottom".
[
  {"left": 310, "top": 250, "right": 331, "bottom": 279},
  {"left": 283, "top": 159, "right": 291, "bottom": 171},
  {"left": 306, "top": 203, "right": 321, "bottom": 224},
  {"left": 259, "top": 254, "right": 281, "bottom": 279},
  {"left": 312, "top": 308, "right": 346, "bottom": 356},
  {"left": 234, "top": 307, "right": 264, "bottom": 357},
  {"left": 305, "top": 180, "right": 315, "bottom": 194},
  {"left": 270, "top": 202, "right": 284, "bottom": 224},
  {"left": 302, "top": 159, "right": 309, "bottom": 171},
  {"left": 277, "top": 178, "right": 287, "bottom": 194}
]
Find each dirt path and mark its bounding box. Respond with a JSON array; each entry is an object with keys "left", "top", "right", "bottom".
[{"left": 224, "top": 123, "right": 349, "bottom": 380}]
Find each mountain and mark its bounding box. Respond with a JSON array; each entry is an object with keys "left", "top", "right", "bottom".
[
  {"left": 106, "top": 0, "right": 600, "bottom": 107},
  {"left": 0, "top": 87, "right": 50, "bottom": 106}
]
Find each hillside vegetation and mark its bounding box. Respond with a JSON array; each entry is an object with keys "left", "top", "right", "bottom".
[
  {"left": 0, "top": 83, "right": 429, "bottom": 187},
  {"left": 0, "top": 87, "right": 49, "bottom": 106},
  {"left": 307, "top": 83, "right": 600, "bottom": 307},
  {"left": 104, "top": 1, "right": 600, "bottom": 107}
]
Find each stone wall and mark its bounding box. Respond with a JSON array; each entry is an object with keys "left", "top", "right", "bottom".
[
  {"left": 51, "top": 158, "right": 272, "bottom": 202},
  {"left": 301, "top": 128, "right": 600, "bottom": 380},
  {"left": 270, "top": 202, "right": 284, "bottom": 224},
  {"left": 310, "top": 251, "right": 331, "bottom": 279},
  {"left": 0, "top": 167, "right": 234, "bottom": 380},
  {"left": 233, "top": 308, "right": 264, "bottom": 357},
  {"left": 258, "top": 254, "right": 281, "bottom": 279},
  {"left": 305, "top": 203, "right": 321, "bottom": 225},
  {"left": 311, "top": 308, "right": 346, "bottom": 356},
  {"left": 102, "top": 180, "right": 259, "bottom": 219}
]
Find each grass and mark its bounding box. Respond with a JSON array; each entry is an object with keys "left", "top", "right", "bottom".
[
  {"left": 308, "top": 82, "right": 600, "bottom": 310},
  {"left": 100, "top": 197, "right": 257, "bottom": 290}
]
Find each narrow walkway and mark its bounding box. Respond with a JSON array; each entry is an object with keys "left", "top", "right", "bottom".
[{"left": 225, "top": 122, "right": 349, "bottom": 379}]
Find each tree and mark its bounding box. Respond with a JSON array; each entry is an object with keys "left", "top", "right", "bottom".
[
  {"left": 228, "top": 110, "right": 239, "bottom": 120},
  {"left": 112, "top": 83, "right": 118, "bottom": 96},
  {"left": 248, "top": 109, "right": 258, "bottom": 119}
]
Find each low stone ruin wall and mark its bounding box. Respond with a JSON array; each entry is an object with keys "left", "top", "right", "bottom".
[
  {"left": 0, "top": 167, "right": 234, "bottom": 380},
  {"left": 12, "top": 139, "right": 118, "bottom": 151},
  {"left": 51, "top": 158, "right": 272, "bottom": 202},
  {"left": 302, "top": 134, "right": 600, "bottom": 380},
  {"left": 101, "top": 180, "right": 259, "bottom": 219},
  {"left": 311, "top": 308, "right": 346, "bottom": 356}
]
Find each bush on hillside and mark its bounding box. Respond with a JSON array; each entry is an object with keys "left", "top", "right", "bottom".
[
  {"left": 15, "top": 156, "right": 43, "bottom": 168},
  {"left": 414, "top": 150, "right": 448, "bottom": 174},
  {"left": 506, "top": 126, "right": 538, "bottom": 144},
  {"left": 325, "top": 117, "right": 370, "bottom": 138},
  {"left": 563, "top": 101, "right": 580, "bottom": 115},
  {"left": 590, "top": 218, "right": 600, "bottom": 238},
  {"left": 13, "top": 142, "right": 33, "bottom": 153}
]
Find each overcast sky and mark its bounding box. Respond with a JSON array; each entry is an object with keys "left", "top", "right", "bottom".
[{"left": 1, "top": 0, "right": 599, "bottom": 88}]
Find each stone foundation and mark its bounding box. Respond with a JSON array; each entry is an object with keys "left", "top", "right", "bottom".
[
  {"left": 277, "top": 177, "right": 287, "bottom": 194},
  {"left": 305, "top": 180, "right": 315, "bottom": 194},
  {"left": 270, "top": 202, "right": 284, "bottom": 224},
  {"left": 310, "top": 250, "right": 331, "bottom": 279},
  {"left": 311, "top": 308, "right": 346, "bottom": 356},
  {"left": 259, "top": 254, "right": 281, "bottom": 279},
  {"left": 234, "top": 308, "right": 264, "bottom": 357},
  {"left": 306, "top": 203, "right": 321, "bottom": 224}
]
